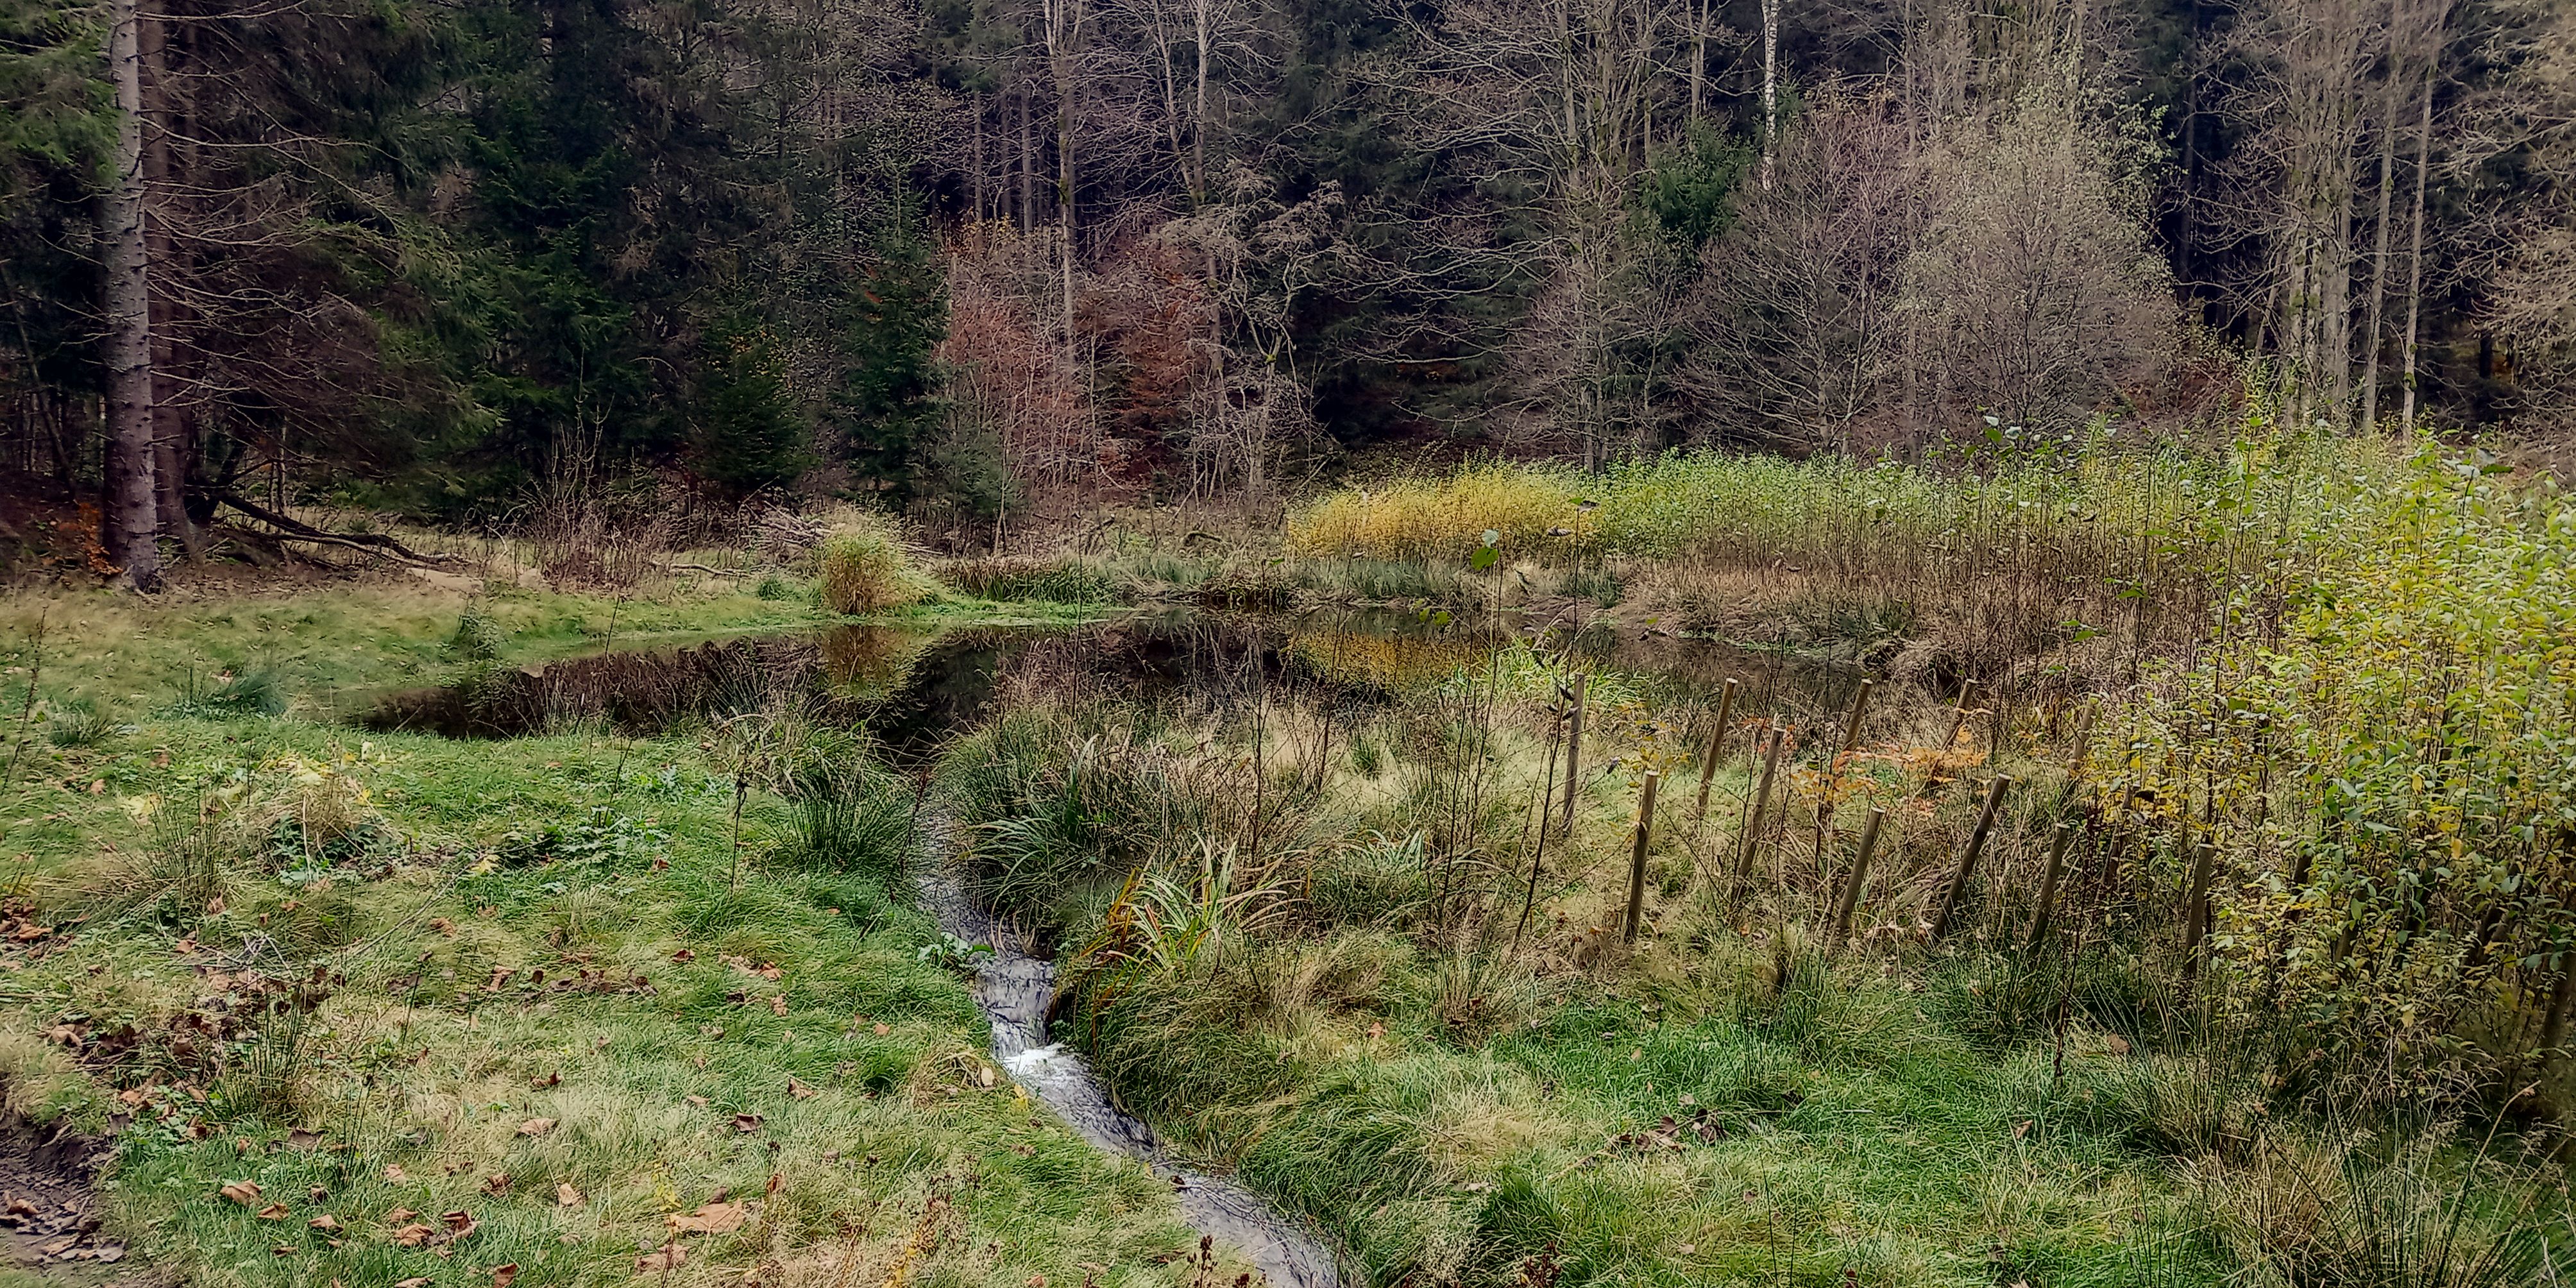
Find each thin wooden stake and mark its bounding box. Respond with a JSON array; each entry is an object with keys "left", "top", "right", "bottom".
[
  {"left": 1731, "top": 723, "right": 1787, "bottom": 906},
  {"left": 1830, "top": 806, "right": 1886, "bottom": 949},
  {"left": 1835, "top": 678, "right": 1875, "bottom": 765},
  {"left": 2063, "top": 700, "right": 2097, "bottom": 779},
  {"left": 1815, "top": 677, "right": 1876, "bottom": 838},
  {"left": 1942, "top": 678, "right": 1979, "bottom": 756},
  {"left": 1693, "top": 677, "right": 1740, "bottom": 820},
  {"left": 1559, "top": 672, "right": 1588, "bottom": 837},
  {"left": 2055, "top": 700, "right": 2097, "bottom": 811},
  {"left": 1931, "top": 774, "right": 2013, "bottom": 942},
  {"left": 1622, "top": 770, "right": 1661, "bottom": 945},
  {"left": 2180, "top": 841, "right": 2217, "bottom": 978},
  {"left": 2024, "top": 822, "right": 2077, "bottom": 950}
]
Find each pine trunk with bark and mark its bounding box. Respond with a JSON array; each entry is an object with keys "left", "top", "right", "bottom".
[{"left": 103, "top": 0, "right": 161, "bottom": 590}]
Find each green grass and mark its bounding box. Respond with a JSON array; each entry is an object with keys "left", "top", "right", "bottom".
[
  {"left": 0, "top": 581, "right": 834, "bottom": 724},
  {"left": 1081, "top": 943, "right": 2241, "bottom": 1287},
  {"left": 0, "top": 588, "right": 1223, "bottom": 1288}
]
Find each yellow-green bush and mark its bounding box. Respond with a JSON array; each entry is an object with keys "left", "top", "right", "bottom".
[
  {"left": 2096, "top": 443, "right": 2576, "bottom": 1103},
  {"left": 1285, "top": 466, "right": 1586, "bottom": 561},
  {"left": 817, "top": 518, "right": 935, "bottom": 613}
]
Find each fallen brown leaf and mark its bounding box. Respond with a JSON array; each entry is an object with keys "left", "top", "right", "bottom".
[
  {"left": 516, "top": 1117, "right": 556, "bottom": 1137},
  {"left": 382, "top": 1164, "right": 408, "bottom": 1182},
  {"left": 441, "top": 1209, "right": 479, "bottom": 1239},
  {"left": 219, "top": 1180, "right": 262, "bottom": 1206},
  {"left": 396, "top": 1278, "right": 433, "bottom": 1287},
  {"left": 391, "top": 1223, "right": 436, "bottom": 1248},
  {"left": 787, "top": 1079, "right": 815, "bottom": 1100},
  {"left": 555, "top": 1182, "right": 584, "bottom": 1207},
  {"left": 255, "top": 1201, "right": 290, "bottom": 1220},
  {"left": 491, "top": 1262, "right": 520, "bottom": 1287},
  {"left": 636, "top": 1244, "right": 688, "bottom": 1273},
  {"left": 480, "top": 1173, "right": 509, "bottom": 1195},
  {"left": 768, "top": 994, "right": 788, "bottom": 1015},
  {"left": 386, "top": 1207, "right": 419, "bottom": 1224},
  {"left": 668, "top": 1199, "right": 746, "bottom": 1235},
  {"left": 731, "top": 1112, "right": 765, "bottom": 1133},
  {"left": 871, "top": 1022, "right": 890, "bottom": 1037},
  {"left": 309, "top": 1215, "right": 342, "bottom": 1232}
]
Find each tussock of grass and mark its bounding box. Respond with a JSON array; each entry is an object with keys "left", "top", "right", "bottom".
[
  {"left": 817, "top": 517, "right": 936, "bottom": 614},
  {"left": 1287, "top": 467, "right": 1582, "bottom": 563}
]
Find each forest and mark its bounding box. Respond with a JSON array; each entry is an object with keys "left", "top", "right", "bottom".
[{"left": 6, "top": 0, "right": 2576, "bottom": 561}]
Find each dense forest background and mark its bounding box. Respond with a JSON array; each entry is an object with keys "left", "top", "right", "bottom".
[{"left": 3, "top": 0, "right": 2573, "bottom": 573}]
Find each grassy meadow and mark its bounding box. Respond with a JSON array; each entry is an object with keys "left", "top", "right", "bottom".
[
  {"left": 0, "top": 572, "right": 1216, "bottom": 1287},
  {"left": 0, "top": 425, "right": 2571, "bottom": 1287}
]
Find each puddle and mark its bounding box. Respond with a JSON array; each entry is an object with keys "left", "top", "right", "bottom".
[{"left": 361, "top": 609, "right": 1865, "bottom": 756}]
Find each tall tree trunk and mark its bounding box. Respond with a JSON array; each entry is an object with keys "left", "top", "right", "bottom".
[
  {"left": 2177, "top": 0, "right": 2200, "bottom": 294},
  {"left": 1759, "top": 0, "right": 1779, "bottom": 191},
  {"left": 103, "top": 0, "right": 160, "bottom": 591},
  {"left": 1688, "top": 0, "right": 1706, "bottom": 126},
  {"left": 2358, "top": 0, "right": 2404, "bottom": 428},
  {"left": 2398, "top": 51, "right": 2433, "bottom": 436},
  {"left": 140, "top": 0, "right": 197, "bottom": 559},
  {"left": 1191, "top": 0, "right": 1208, "bottom": 203},
  {"left": 1017, "top": 79, "right": 1034, "bottom": 233},
  {"left": 1045, "top": 0, "right": 1080, "bottom": 343}
]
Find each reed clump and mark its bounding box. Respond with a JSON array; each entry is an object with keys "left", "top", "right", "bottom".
[{"left": 816, "top": 514, "right": 935, "bottom": 613}]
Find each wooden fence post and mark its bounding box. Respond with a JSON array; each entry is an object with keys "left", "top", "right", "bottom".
[
  {"left": 2023, "top": 822, "right": 2077, "bottom": 950},
  {"left": 1731, "top": 723, "right": 1788, "bottom": 905},
  {"left": 1693, "top": 677, "right": 1740, "bottom": 821},
  {"left": 1830, "top": 806, "right": 1886, "bottom": 949},
  {"left": 1622, "top": 770, "right": 1661, "bottom": 944},
  {"left": 1559, "top": 672, "right": 1588, "bottom": 837},
  {"left": 1931, "top": 774, "right": 2013, "bottom": 942}
]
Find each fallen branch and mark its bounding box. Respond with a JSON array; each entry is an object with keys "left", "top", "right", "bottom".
[{"left": 207, "top": 493, "right": 466, "bottom": 568}]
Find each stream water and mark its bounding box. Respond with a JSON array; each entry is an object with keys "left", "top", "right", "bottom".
[
  {"left": 360, "top": 608, "right": 1865, "bottom": 1287},
  {"left": 918, "top": 859, "right": 1343, "bottom": 1288}
]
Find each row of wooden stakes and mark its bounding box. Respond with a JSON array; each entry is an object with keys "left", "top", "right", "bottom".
[{"left": 1572, "top": 674, "right": 2161, "bottom": 958}]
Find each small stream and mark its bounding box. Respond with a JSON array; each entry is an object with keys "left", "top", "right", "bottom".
[
  {"left": 360, "top": 608, "right": 1866, "bottom": 1287},
  {"left": 918, "top": 861, "right": 1343, "bottom": 1288}
]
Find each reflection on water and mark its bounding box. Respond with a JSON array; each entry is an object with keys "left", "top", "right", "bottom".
[{"left": 362, "top": 609, "right": 1868, "bottom": 758}]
